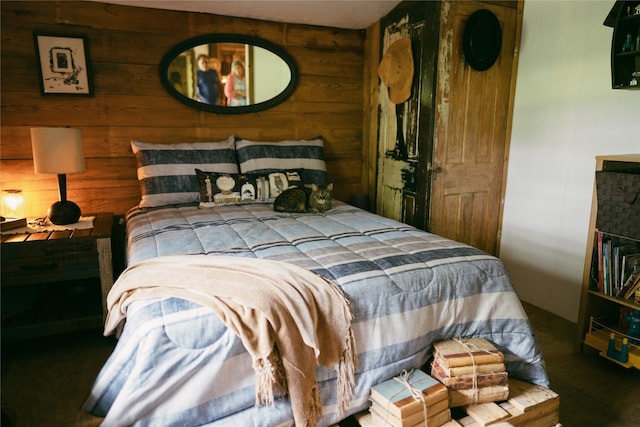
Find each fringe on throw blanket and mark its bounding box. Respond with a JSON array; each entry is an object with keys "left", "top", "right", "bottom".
[
  {"left": 251, "top": 279, "right": 358, "bottom": 426},
  {"left": 104, "top": 255, "right": 357, "bottom": 427},
  {"left": 255, "top": 326, "right": 358, "bottom": 426},
  {"left": 254, "top": 345, "right": 288, "bottom": 406}
]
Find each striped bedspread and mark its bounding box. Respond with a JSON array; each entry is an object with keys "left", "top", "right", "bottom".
[{"left": 82, "top": 202, "right": 548, "bottom": 427}]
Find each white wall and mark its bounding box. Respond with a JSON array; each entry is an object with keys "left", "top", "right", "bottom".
[{"left": 500, "top": 0, "right": 640, "bottom": 322}]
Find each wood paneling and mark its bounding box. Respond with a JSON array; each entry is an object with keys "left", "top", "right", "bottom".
[{"left": 0, "top": 1, "right": 365, "bottom": 217}]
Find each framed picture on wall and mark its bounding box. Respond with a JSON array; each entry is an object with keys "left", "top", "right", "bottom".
[{"left": 33, "top": 33, "right": 93, "bottom": 96}]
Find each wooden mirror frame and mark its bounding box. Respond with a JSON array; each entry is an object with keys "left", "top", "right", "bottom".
[{"left": 159, "top": 33, "right": 298, "bottom": 114}]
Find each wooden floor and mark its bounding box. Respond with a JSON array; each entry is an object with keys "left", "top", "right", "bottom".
[
  {"left": 1, "top": 302, "right": 639, "bottom": 426},
  {"left": 521, "top": 302, "right": 640, "bottom": 427}
]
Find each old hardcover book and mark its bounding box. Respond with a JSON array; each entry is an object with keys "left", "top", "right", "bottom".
[
  {"left": 448, "top": 384, "right": 510, "bottom": 407},
  {"left": 496, "top": 379, "right": 560, "bottom": 426},
  {"left": 433, "top": 338, "right": 504, "bottom": 368},
  {"left": 465, "top": 402, "right": 510, "bottom": 425},
  {"left": 431, "top": 378, "right": 559, "bottom": 426},
  {"left": 368, "top": 398, "right": 450, "bottom": 423},
  {"left": 370, "top": 369, "right": 448, "bottom": 419},
  {"left": 370, "top": 405, "right": 451, "bottom": 427},
  {"left": 370, "top": 398, "right": 449, "bottom": 427},
  {"left": 357, "top": 409, "right": 451, "bottom": 427},
  {"left": 507, "top": 378, "right": 559, "bottom": 413},
  {"left": 433, "top": 357, "right": 506, "bottom": 377},
  {"left": 430, "top": 362, "right": 508, "bottom": 390}
]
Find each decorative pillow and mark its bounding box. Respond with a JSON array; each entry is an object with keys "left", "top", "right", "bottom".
[
  {"left": 196, "top": 169, "right": 303, "bottom": 208},
  {"left": 235, "top": 137, "right": 328, "bottom": 185},
  {"left": 132, "top": 136, "right": 238, "bottom": 208}
]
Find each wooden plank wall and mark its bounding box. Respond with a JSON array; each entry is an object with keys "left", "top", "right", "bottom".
[{"left": 0, "top": 1, "right": 366, "bottom": 218}]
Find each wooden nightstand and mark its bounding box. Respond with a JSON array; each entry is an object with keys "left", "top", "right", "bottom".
[{"left": 1, "top": 213, "right": 113, "bottom": 340}]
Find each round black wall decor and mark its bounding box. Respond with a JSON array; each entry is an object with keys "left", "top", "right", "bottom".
[{"left": 463, "top": 9, "right": 502, "bottom": 71}]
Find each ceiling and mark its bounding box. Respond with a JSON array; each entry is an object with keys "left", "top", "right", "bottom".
[{"left": 94, "top": 1, "right": 402, "bottom": 30}]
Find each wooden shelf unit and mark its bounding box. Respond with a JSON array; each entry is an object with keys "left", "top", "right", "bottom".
[
  {"left": 576, "top": 154, "right": 640, "bottom": 369},
  {"left": 605, "top": 1, "right": 640, "bottom": 89}
]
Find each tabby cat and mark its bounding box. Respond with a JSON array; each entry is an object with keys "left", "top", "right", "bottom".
[{"left": 273, "top": 183, "right": 333, "bottom": 213}]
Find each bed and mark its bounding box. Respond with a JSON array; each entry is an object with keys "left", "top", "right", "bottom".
[{"left": 81, "top": 137, "right": 548, "bottom": 427}]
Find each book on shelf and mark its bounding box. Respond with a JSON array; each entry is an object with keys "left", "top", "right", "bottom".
[
  {"left": 370, "top": 398, "right": 449, "bottom": 427},
  {"left": 369, "top": 369, "right": 448, "bottom": 419},
  {"left": 614, "top": 245, "right": 621, "bottom": 295},
  {"left": 448, "top": 384, "right": 510, "bottom": 408},
  {"left": 622, "top": 274, "right": 640, "bottom": 300},
  {"left": 620, "top": 253, "right": 640, "bottom": 288},
  {"left": 618, "top": 253, "right": 640, "bottom": 296},
  {"left": 597, "top": 231, "right": 605, "bottom": 293},
  {"left": 430, "top": 362, "right": 508, "bottom": 390},
  {"left": 595, "top": 231, "right": 640, "bottom": 297},
  {"left": 603, "top": 237, "right": 610, "bottom": 295},
  {"left": 432, "top": 338, "right": 504, "bottom": 368}
]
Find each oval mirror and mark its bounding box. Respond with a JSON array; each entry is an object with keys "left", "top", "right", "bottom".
[{"left": 160, "top": 34, "right": 298, "bottom": 114}]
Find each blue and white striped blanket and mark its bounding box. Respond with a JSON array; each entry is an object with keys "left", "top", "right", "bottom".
[{"left": 83, "top": 202, "right": 548, "bottom": 427}]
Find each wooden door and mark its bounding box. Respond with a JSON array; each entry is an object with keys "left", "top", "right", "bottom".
[
  {"left": 376, "top": 1, "right": 440, "bottom": 228},
  {"left": 429, "top": 1, "right": 517, "bottom": 255}
]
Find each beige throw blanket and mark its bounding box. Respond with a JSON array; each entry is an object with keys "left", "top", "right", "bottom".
[{"left": 104, "top": 255, "right": 357, "bottom": 427}]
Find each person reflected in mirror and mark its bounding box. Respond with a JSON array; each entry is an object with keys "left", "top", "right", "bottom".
[
  {"left": 196, "top": 54, "right": 220, "bottom": 105},
  {"left": 208, "top": 57, "right": 225, "bottom": 105},
  {"left": 221, "top": 54, "right": 232, "bottom": 76},
  {"left": 224, "top": 60, "right": 247, "bottom": 106}
]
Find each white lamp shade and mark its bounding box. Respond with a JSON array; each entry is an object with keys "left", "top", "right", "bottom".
[{"left": 31, "top": 127, "right": 85, "bottom": 174}]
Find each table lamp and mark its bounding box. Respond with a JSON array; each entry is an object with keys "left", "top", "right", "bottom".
[{"left": 30, "top": 127, "right": 85, "bottom": 225}]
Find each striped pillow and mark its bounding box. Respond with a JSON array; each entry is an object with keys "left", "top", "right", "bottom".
[
  {"left": 132, "top": 137, "right": 238, "bottom": 208},
  {"left": 235, "top": 137, "right": 328, "bottom": 185}
]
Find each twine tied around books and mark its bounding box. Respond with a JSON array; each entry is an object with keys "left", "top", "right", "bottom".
[
  {"left": 452, "top": 337, "right": 498, "bottom": 404},
  {"left": 390, "top": 369, "right": 428, "bottom": 426}
]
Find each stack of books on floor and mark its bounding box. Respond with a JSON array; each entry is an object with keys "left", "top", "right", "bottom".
[
  {"left": 355, "top": 378, "right": 560, "bottom": 427},
  {"left": 368, "top": 369, "right": 451, "bottom": 427},
  {"left": 430, "top": 338, "right": 509, "bottom": 407},
  {"left": 439, "top": 378, "right": 560, "bottom": 427}
]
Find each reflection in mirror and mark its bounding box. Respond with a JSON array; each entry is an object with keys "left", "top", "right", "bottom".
[{"left": 160, "top": 34, "right": 297, "bottom": 114}]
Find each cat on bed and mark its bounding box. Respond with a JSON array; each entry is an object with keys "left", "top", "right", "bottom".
[{"left": 274, "top": 183, "right": 333, "bottom": 213}]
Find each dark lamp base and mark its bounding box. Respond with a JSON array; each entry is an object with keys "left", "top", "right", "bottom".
[{"left": 48, "top": 200, "right": 81, "bottom": 225}]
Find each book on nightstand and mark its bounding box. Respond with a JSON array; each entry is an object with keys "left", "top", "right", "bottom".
[
  {"left": 370, "top": 369, "right": 449, "bottom": 421},
  {"left": 0, "top": 217, "right": 26, "bottom": 232}
]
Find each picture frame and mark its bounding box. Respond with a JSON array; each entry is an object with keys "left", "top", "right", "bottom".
[{"left": 33, "top": 33, "right": 93, "bottom": 96}]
